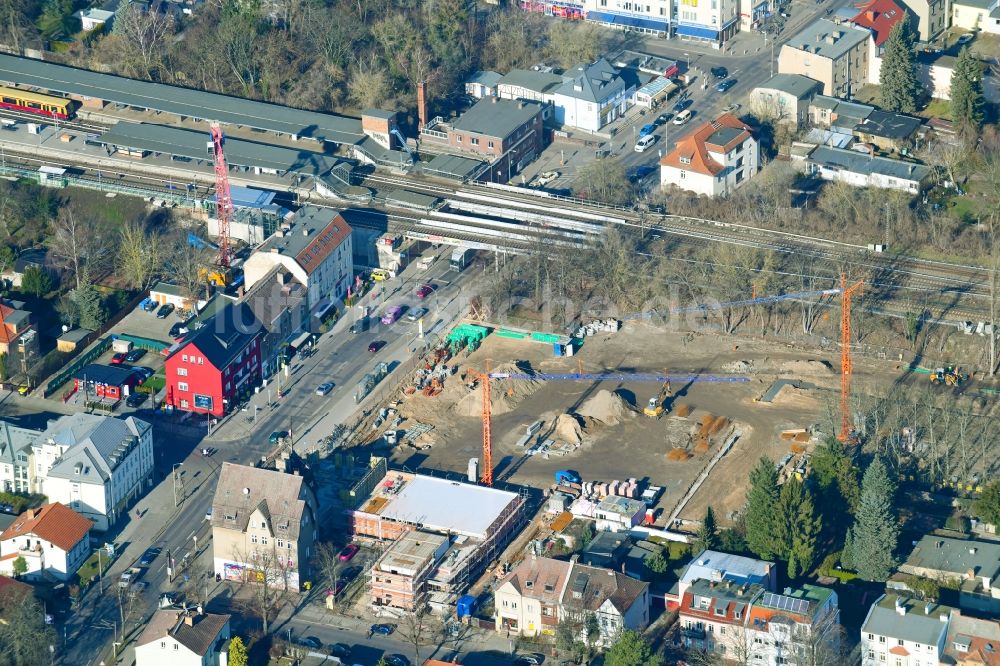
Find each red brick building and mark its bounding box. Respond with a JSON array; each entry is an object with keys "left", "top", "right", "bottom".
[{"left": 165, "top": 302, "right": 262, "bottom": 417}]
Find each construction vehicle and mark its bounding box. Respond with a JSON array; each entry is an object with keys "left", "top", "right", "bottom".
[
  {"left": 930, "top": 366, "right": 968, "bottom": 386},
  {"left": 643, "top": 381, "right": 672, "bottom": 417}
]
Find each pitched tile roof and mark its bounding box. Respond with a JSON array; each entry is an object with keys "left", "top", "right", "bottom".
[
  {"left": 211, "top": 462, "right": 314, "bottom": 541},
  {"left": 136, "top": 609, "right": 230, "bottom": 655},
  {"left": 851, "top": 0, "right": 908, "bottom": 46},
  {"left": 498, "top": 555, "right": 570, "bottom": 604},
  {"left": 944, "top": 610, "right": 1000, "bottom": 666},
  {"left": 171, "top": 301, "right": 262, "bottom": 370},
  {"left": 562, "top": 561, "right": 649, "bottom": 615},
  {"left": 0, "top": 502, "right": 92, "bottom": 551},
  {"left": 660, "top": 114, "right": 754, "bottom": 176}
]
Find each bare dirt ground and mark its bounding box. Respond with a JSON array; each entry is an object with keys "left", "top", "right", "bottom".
[{"left": 386, "top": 320, "right": 887, "bottom": 525}]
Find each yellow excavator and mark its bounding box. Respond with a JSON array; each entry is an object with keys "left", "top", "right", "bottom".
[
  {"left": 930, "top": 366, "right": 968, "bottom": 387},
  {"left": 644, "top": 381, "right": 672, "bottom": 418}
]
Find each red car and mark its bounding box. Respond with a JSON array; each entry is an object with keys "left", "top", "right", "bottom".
[
  {"left": 415, "top": 283, "right": 435, "bottom": 299},
  {"left": 110, "top": 352, "right": 127, "bottom": 365},
  {"left": 338, "top": 544, "right": 359, "bottom": 561}
]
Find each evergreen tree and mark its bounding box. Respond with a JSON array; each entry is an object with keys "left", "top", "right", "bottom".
[
  {"left": 20, "top": 266, "right": 52, "bottom": 297},
  {"left": 811, "top": 437, "right": 861, "bottom": 546},
  {"left": 744, "top": 457, "right": 782, "bottom": 560},
  {"left": 846, "top": 458, "right": 900, "bottom": 581},
  {"left": 950, "top": 46, "right": 985, "bottom": 132},
  {"left": 71, "top": 270, "right": 107, "bottom": 330},
  {"left": 645, "top": 547, "right": 668, "bottom": 575},
  {"left": 605, "top": 630, "right": 661, "bottom": 666},
  {"left": 695, "top": 506, "right": 719, "bottom": 552},
  {"left": 975, "top": 479, "right": 1000, "bottom": 527},
  {"left": 775, "top": 479, "right": 823, "bottom": 578},
  {"left": 426, "top": 0, "right": 468, "bottom": 68},
  {"left": 879, "top": 21, "right": 921, "bottom": 113}
]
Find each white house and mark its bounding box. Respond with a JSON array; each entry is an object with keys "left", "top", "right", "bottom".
[
  {"left": 659, "top": 113, "right": 760, "bottom": 197},
  {"left": 798, "top": 145, "right": 932, "bottom": 193},
  {"left": 951, "top": 0, "right": 1000, "bottom": 33},
  {"left": 0, "top": 420, "right": 35, "bottom": 494},
  {"left": 242, "top": 206, "right": 353, "bottom": 319},
  {"left": 33, "top": 414, "right": 154, "bottom": 532},
  {"left": 75, "top": 8, "right": 114, "bottom": 31},
  {"left": 860, "top": 593, "right": 951, "bottom": 666},
  {"left": 0, "top": 502, "right": 92, "bottom": 581},
  {"left": 549, "top": 59, "right": 635, "bottom": 133},
  {"left": 135, "top": 608, "right": 231, "bottom": 666},
  {"left": 594, "top": 496, "right": 646, "bottom": 533}
]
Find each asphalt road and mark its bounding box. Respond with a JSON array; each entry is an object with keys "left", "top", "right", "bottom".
[{"left": 64, "top": 251, "right": 479, "bottom": 665}]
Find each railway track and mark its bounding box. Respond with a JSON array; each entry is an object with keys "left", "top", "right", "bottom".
[{"left": 0, "top": 108, "right": 110, "bottom": 135}]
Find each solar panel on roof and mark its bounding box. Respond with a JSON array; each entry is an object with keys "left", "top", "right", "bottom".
[{"left": 762, "top": 592, "right": 810, "bottom": 614}]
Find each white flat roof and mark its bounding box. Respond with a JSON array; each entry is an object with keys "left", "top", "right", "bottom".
[{"left": 379, "top": 475, "right": 519, "bottom": 539}]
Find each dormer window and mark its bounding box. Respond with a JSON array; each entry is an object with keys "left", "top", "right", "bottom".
[
  {"left": 680, "top": 156, "right": 691, "bottom": 165},
  {"left": 525, "top": 580, "right": 533, "bottom": 588}
]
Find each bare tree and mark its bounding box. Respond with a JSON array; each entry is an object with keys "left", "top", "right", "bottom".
[
  {"left": 394, "top": 604, "right": 441, "bottom": 663},
  {"left": 117, "top": 222, "right": 162, "bottom": 291},
  {"left": 112, "top": 4, "right": 175, "bottom": 79},
  {"left": 348, "top": 54, "right": 390, "bottom": 110},
  {"left": 165, "top": 235, "right": 213, "bottom": 303},
  {"left": 232, "top": 544, "right": 289, "bottom": 634},
  {"left": 49, "top": 207, "right": 107, "bottom": 290}
]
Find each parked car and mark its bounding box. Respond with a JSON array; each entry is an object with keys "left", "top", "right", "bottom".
[
  {"left": 957, "top": 32, "right": 974, "bottom": 45},
  {"left": 368, "top": 340, "right": 386, "bottom": 353},
  {"left": 125, "top": 349, "right": 146, "bottom": 363},
  {"left": 534, "top": 170, "right": 560, "bottom": 187},
  {"left": 126, "top": 393, "right": 148, "bottom": 408},
  {"left": 673, "top": 109, "right": 693, "bottom": 125},
  {"left": 268, "top": 431, "right": 289, "bottom": 445},
  {"left": 406, "top": 307, "right": 428, "bottom": 322},
  {"left": 723, "top": 102, "right": 741, "bottom": 113},
  {"left": 110, "top": 352, "right": 127, "bottom": 365},
  {"left": 634, "top": 135, "right": 657, "bottom": 153},
  {"left": 338, "top": 544, "right": 359, "bottom": 561},
  {"left": 655, "top": 113, "right": 671, "bottom": 124},
  {"left": 370, "top": 623, "right": 395, "bottom": 636},
  {"left": 141, "top": 299, "right": 157, "bottom": 312},
  {"left": 517, "top": 654, "right": 546, "bottom": 665},
  {"left": 168, "top": 322, "right": 189, "bottom": 338},
  {"left": 381, "top": 305, "right": 404, "bottom": 325},
  {"left": 156, "top": 303, "right": 175, "bottom": 319},
  {"left": 710, "top": 66, "right": 729, "bottom": 79},
  {"left": 673, "top": 98, "right": 692, "bottom": 114},
  {"left": 139, "top": 547, "right": 161, "bottom": 566},
  {"left": 634, "top": 164, "right": 657, "bottom": 181},
  {"left": 638, "top": 123, "right": 657, "bottom": 137},
  {"left": 329, "top": 643, "right": 351, "bottom": 659},
  {"left": 716, "top": 78, "right": 737, "bottom": 93},
  {"left": 385, "top": 656, "right": 410, "bottom": 666},
  {"left": 315, "top": 382, "right": 335, "bottom": 396},
  {"left": 205, "top": 507, "right": 213, "bottom": 521},
  {"left": 415, "top": 283, "right": 435, "bottom": 299},
  {"left": 299, "top": 636, "right": 322, "bottom": 650}
]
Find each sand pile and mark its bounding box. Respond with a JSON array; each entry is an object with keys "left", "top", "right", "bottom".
[
  {"left": 454, "top": 361, "right": 543, "bottom": 417},
  {"left": 772, "top": 383, "right": 818, "bottom": 408},
  {"left": 576, "top": 390, "right": 632, "bottom": 425},
  {"left": 667, "top": 448, "right": 692, "bottom": 461},
  {"left": 723, "top": 360, "right": 754, "bottom": 374},
  {"left": 674, "top": 403, "right": 692, "bottom": 417},
  {"left": 781, "top": 359, "right": 833, "bottom": 375},
  {"left": 554, "top": 414, "right": 584, "bottom": 445}
]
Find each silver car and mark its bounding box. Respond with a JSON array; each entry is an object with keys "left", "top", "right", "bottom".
[
  {"left": 315, "top": 382, "right": 335, "bottom": 396},
  {"left": 406, "top": 307, "right": 429, "bottom": 322}
]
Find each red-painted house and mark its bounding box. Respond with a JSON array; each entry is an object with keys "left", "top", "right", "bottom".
[
  {"left": 73, "top": 364, "right": 140, "bottom": 400},
  {"left": 164, "top": 302, "right": 262, "bottom": 417}
]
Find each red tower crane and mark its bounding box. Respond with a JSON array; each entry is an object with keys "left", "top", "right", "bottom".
[
  {"left": 210, "top": 122, "right": 233, "bottom": 269},
  {"left": 481, "top": 360, "right": 493, "bottom": 487}
]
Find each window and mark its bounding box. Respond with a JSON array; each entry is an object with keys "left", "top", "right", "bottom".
[
  {"left": 488, "top": 141, "right": 494, "bottom": 149},
  {"left": 681, "top": 171, "right": 686, "bottom": 179},
  {"left": 261, "top": 537, "right": 268, "bottom": 545},
  {"left": 180, "top": 400, "right": 189, "bottom": 408},
  {"left": 471, "top": 137, "right": 479, "bottom": 146},
  {"left": 174, "top": 644, "right": 179, "bottom": 651},
  {"left": 879, "top": 636, "right": 886, "bottom": 643},
  {"left": 198, "top": 357, "right": 204, "bottom": 365},
  {"left": 251, "top": 534, "right": 258, "bottom": 544},
  {"left": 457, "top": 136, "right": 462, "bottom": 143},
  {"left": 160, "top": 641, "right": 166, "bottom": 649},
  {"left": 277, "top": 539, "right": 284, "bottom": 548},
  {"left": 898, "top": 640, "right": 904, "bottom": 647},
  {"left": 178, "top": 382, "right": 188, "bottom": 392},
  {"left": 182, "top": 355, "right": 188, "bottom": 362},
  {"left": 680, "top": 156, "right": 691, "bottom": 164},
  {"left": 177, "top": 367, "right": 187, "bottom": 376}
]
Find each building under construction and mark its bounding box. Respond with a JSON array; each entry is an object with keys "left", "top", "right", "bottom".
[{"left": 348, "top": 467, "right": 528, "bottom": 610}]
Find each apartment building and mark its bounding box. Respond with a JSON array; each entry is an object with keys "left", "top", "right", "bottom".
[
  {"left": 33, "top": 414, "right": 154, "bottom": 532},
  {"left": 778, "top": 19, "right": 872, "bottom": 97},
  {"left": 675, "top": 0, "right": 741, "bottom": 45},
  {"left": 898, "top": 0, "right": 947, "bottom": 41},
  {"left": 750, "top": 74, "right": 824, "bottom": 127},
  {"left": 897, "top": 535, "right": 1000, "bottom": 615},
  {"left": 211, "top": 461, "right": 318, "bottom": 590},
  {"left": 495, "top": 554, "right": 571, "bottom": 637},
  {"left": 0, "top": 420, "right": 35, "bottom": 494},
  {"left": 745, "top": 585, "right": 841, "bottom": 666},
  {"left": 582, "top": 0, "right": 672, "bottom": 35},
  {"left": 860, "top": 594, "right": 952, "bottom": 666},
  {"left": 668, "top": 549, "right": 777, "bottom": 608},
  {"left": 941, "top": 609, "right": 1000, "bottom": 666},
  {"left": 370, "top": 530, "right": 449, "bottom": 612}
]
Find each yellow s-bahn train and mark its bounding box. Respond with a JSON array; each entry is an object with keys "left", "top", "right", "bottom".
[{"left": 0, "top": 86, "right": 74, "bottom": 120}]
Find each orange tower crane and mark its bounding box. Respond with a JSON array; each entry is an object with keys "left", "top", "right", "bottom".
[
  {"left": 481, "top": 361, "right": 493, "bottom": 487},
  {"left": 839, "top": 273, "right": 864, "bottom": 442}
]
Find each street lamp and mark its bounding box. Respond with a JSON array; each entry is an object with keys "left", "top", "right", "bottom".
[
  {"left": 684, "top": 52, "right": 690, "bottom": 70},
  {"left": 172, "top": 463, "right": 184, "bottom": 507}
]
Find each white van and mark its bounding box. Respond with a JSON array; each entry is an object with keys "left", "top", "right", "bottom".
[
  {"left": 634, "top": 135, "right": 657, "bottom": 152},
  {"left": 673, "top": 109, "right": 693, "bottom": 125}
]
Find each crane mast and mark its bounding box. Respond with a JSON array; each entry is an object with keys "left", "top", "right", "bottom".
[{"left": 210, "top": 123, "right": 233, "bottom": 269}]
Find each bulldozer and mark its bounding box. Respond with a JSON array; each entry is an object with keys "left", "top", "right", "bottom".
[
  {"left": 930, "top": 366, "right": 968, "bottom": 387},
  {"left": 644, "top": 381, "right": 672, "bottom": 418}
]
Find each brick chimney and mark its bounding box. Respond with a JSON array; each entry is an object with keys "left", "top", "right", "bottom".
[{"left": 417, "top": 81, "right": 428, "bottom": 131}]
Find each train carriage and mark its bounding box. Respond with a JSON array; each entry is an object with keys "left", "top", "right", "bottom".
[{"left": 0, "top": 86, "right": 73, "bottom": 120}]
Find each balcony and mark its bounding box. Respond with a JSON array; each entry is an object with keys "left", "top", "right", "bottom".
[{"left": 682, "top": 626, "right": 706, "bottom": 640}]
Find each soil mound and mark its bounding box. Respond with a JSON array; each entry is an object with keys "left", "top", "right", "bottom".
[
  {"left": 772, "top": 384, "right": 818, "bottom": 408},
  {"left": 454, "top": 361, "right": 543, "bottom": 417},
  {"left": 667, "top": 448, "right": 692, "bottom": 461},
  {"left": 554, "top": 413, "right": 584, "bottom": 445},
  {"left": 781, "top": 359, "right": 833, "bottom": 375},
  {"left": 723, "top": 360, "right": 754, "bottom": 374},
  {"left": 576, "top": 390, "right": 632, "bottom": 425}
]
